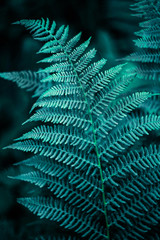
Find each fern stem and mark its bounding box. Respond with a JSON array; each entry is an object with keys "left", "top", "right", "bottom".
[
  {"left": 75, "top": 83, "right": 110, "bottom": 240},
  {"left": 44, "top": 27, "right": 110, "bottom": 239}
]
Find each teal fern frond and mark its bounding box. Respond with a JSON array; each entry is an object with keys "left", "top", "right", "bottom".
[
  {"left": 141, "top": 95, "right": 160, "bottom": 114},
  {"left": 3, "top": 18, "right": 160, "bottom": 240},
  {"left": 0, "top": 70, "right": 51, "bottom": 97},
  {"left": 124, "top": 0, "right": 160, "bottom": 82}
]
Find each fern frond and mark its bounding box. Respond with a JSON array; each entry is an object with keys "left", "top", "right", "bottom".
[
  {"left": 125, "top": 1, "right": 160, "bottom": 82},
  {"left": 96, "top": 92, "right": 152, "bottom": 137},
  {"left": 105, "top": 145, "right": 160, "bottom": 185},
  {"left": 135, "top": 64, "right": 160, "bottom": 80},
  {"left": 6, "top": 141, "right": 98, "bottom": 175},
  {"left": 135, "top": 25, "right": 160, "bottom": 37},
  {"left": 130, "top": 0, "right": 160, "bottom": 19},
  {"left": 100, "top": 114, "right": 160, "bottom": 158},
  {"left": 86, "top": 63, "right": 126, "bottom": 99},
  {"left": 12, "top": 171, "right": 103, "bottom": 215},
  {"left": 38, "top": 32, "right": 82, "bottom": 54},
  {"left": 31, "top": 97, "right": 87, "bottom": 112},
  {"left": 23, "top": 108, "right": 91, "bottom": 131},
  {"left": 3, "top": 18, "right": 160, "bottom": 239},
  {"left": 40, "top": 84, "right": 82, "bottom": 97},
  {"left": 16, "top": 125, "right": 94, "bottom": 150},
  {"left": 40, "top": 72, "right": 77, "bottom": 83},
  {"left": 134, "top": 36, "right": 160, "bottom": 49},
  {"left": 38, "top": 62, "right": 73, "bottom": 73},
  {"left": 104, "top": 144, "right": 160, "bottom": 238},
  {"left": 69, "top": 38, "right": 92, "bottom": 61},
  {"left": 0, "top": 70, "right": 50, "bottom": 97},
  {"left": 15, "top": 155, "right": 101, "bottom": 193},
  {"left": 75, "top": 48, "right": 97, "bottom": 72},
  {"left": 125, "top": 50, "right": 160, "bottom": 63},
  {"left": 14, "top": 19, "right": 57, "bottom": 42},
  {"left": 91, "top": 71, "right": 135, "bottom": 116},
  {"left": 141, "top": 95, "right": 160, "bottom": 113},
  {"left": 79, "top": 59, "right": 107, "bottom": 85},
  {"left": 17, "top": 197, "right": 107, "bottom": 240}
]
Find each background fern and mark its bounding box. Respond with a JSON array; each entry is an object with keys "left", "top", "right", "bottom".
[
  {"left": 124, "top": 0, "right": 160, "bottom": 82},
  {"left": 122, "top": 0, "right": 160, "bottom": 133},
  {"left": 1, "top": 18, "right": 160, "bottom": 240},
  {"left": 0, "top": 71, "right": 50, "bottom": 98}
]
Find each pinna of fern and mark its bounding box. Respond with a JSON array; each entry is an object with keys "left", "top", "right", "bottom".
[
  {"left": 2, "top": 18, "right": 160, "bottom": 240},
  {"left": 0, "top": 70, "right": 51, "bottom": 98}
]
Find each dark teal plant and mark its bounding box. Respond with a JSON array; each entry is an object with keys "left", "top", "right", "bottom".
[
  {"left": 125, "top": 0, "right": 160, "bottom": 82},
  {"left": 1, "top": 18, "right": 160, "bottom": 240}
]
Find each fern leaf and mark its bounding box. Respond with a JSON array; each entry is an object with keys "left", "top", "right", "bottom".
[
  {"left": 23, "top": 108, "right": 91, "bottom": 131},
  {"left": 30, "top": 97, "right": 87, "bottom": 112},
  {"left": 16, "top": 125, "right": 94, "bottom": 150},
  {"left": 38, "top": 52, "right": 68, "bottom": 63},
  {"left": 134, "top": 36, "right": 160, "bottom": 49},
  {"left": 41, "top": 72, "right": 77, "bottom": 83},
  {"left": 38, "top": 62, "right": 73, "bottom": 73},
  {"left": 6, "top": 141, "right": 98, "bottom": 175},
  {"left": 70, "top": 38, "right": 91, "bottom": 61},
  {"left": 100, "top": 114, "right": 160, "bottom": 158},
  {"left": 18, "top": 167, "right": 100, "bottom": 203},
  {"left": 15, "top": 155, "right": 101, "bottom": 191},
  {"left": 96, "top": 92, "right": 152, "bottom": 137},
  {"left": 125, "top": 50, "right": 160, "bottom": 63},
  {"left": 0, "top": 70, "right": 50, "bottom": 97},
  {"left": 75, "top": 48, "right": 97, "bottom": 72},
  {"left": 17, "top": 197, "right": 107, "bottom": 240},
  {"left": 125, "top": 1, "right": 160, "bottom": 82},
  {"left": 38, "top": 32, "right": 82, "bottom": 54},
  {"left": 40, "top": 84, "right": 82, "bottom": 97},
  {"left": 86, "top": 63, "right": 126, "bottom": 99},
  {"left": 91, "top": 71, "right": 135, "bottom": 116},
  {"left": 104, "top": 144, "right": 160, "bottom": 238},
  {"left": 135, "top": 25, "right": 160, "bottom": 38},
  {"left": 79, "top": 59, "right": 107, "bottom": 85},
  {"left": 12, "top": 171, "right": 103, "bottom": 215},
  {"left": 64, "top": 32, "right": 82, "bottom": 53},
  {"left": 3, "top": 18, "right": 160, "bottom": 239},
  {"left": 14, "top": 19, "right": 56, "bottom": 42}
]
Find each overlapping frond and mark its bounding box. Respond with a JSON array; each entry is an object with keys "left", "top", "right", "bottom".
[
  {"left": 124, "top": 0, "right": 160, "bottom": 81},
  {"left": 0, "top": 70, "right": 50, "bottom": 97},
  {"left": 141, "top": 95, "right": 160, "bottom": 114}
]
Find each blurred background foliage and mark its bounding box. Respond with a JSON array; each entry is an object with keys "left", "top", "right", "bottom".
[{"left": 0, "top": 0, "right": 149, "bottom": 239}]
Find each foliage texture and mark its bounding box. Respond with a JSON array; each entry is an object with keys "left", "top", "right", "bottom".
[
  {"left": 125, "top": 0, "right": 160, "bottom": 82},
  {"left": 2, "top": 18, "right": 160, "bottom": 240}
]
